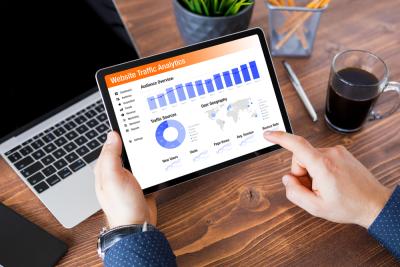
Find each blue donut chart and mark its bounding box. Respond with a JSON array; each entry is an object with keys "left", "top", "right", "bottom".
[{"left": 155, "top": 120, "right": 186, "bottom": 149}]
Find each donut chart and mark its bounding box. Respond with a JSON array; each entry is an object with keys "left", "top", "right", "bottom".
[{"left": 155, "top": 120, "right": 186, "bottom": 149}]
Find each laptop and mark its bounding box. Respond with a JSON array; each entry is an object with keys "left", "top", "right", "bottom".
[{"left": 0, "top": 0, "right": 140, "bottom": 228}]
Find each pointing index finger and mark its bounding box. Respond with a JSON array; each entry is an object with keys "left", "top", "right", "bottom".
[{"left": 264, "top": 131, "right": 320, "bottom": 168}]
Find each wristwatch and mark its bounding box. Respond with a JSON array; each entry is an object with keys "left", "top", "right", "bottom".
[{"left": 97, "top": 221, "right": 156, "bottom": 260}]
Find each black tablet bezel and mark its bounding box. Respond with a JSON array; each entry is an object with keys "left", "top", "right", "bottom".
[{"left": 96, "top": 28, "right": 292, "bottom": 194}]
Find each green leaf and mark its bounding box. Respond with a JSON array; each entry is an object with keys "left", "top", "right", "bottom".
[
  {"left": 181, "top": 0, "right": 253, "bottom": 17},
  {"left": 200, "top": 0, "right": 210, "bottom": 16},
  {"left": 212, "top": 0, "right": 219, "bottom": 14},
  {"left": 182, "top": 0, "right": 194, "bottom": 11},
  {"left": 193, "top": 0, "right": 203, "bottom": 14},
  {"left": 223, "top": 0, "right": 238, "bottom": 16}
]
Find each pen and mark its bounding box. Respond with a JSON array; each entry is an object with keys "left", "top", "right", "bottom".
[{"left": 282, "top": 61, "right": 318, "bottom": 122}]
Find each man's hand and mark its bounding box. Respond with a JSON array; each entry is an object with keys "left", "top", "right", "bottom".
[
  {"left": 94, "top": 131, "right": 157, "bottom": 228},
  {"left": 264, "top": 131, "right": 392, "bottom": 228}
]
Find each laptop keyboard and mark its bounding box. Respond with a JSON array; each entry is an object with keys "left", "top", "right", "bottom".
[{"left": 4, "top": 100, "right": 110, "bottom": 194}]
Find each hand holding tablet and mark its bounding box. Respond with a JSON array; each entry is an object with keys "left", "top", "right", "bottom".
[{"left": 96, "top": 28, "right": 292, "bottom": 194}]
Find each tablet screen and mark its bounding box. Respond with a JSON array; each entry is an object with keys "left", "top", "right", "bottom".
[{"left": 101, "top": 33, "right": 290, "bottom": 190}]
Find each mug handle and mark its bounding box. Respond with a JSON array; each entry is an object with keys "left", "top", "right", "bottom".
[{"left": 369, "top": 81, "right": 400, "bottom": 121}]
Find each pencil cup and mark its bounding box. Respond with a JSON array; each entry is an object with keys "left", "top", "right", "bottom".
[{"left": 265, "top": 1, "right": 327, "bottom": 57}]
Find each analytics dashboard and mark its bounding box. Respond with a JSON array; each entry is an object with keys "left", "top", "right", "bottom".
[{"left": 105, "top": 35, "right": 287, "bottom": 189}]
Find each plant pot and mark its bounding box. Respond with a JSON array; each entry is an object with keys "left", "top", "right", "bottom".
[{"left": 173, "top": 0, "right": 254, "bottom": 45}]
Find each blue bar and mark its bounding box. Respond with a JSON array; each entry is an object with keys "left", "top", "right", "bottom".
[
  {"left": 175, "top": 84, "right": 186, "bottom": 101},
  {"left": 157, "top": 94, "right": 167, "bottom": 107},
  {"left": 195, "top": 80, "right": 205, "bottom": 95},
  {"left": 166, "top": 88, "right": 176, "bottom": 104},
  {"left": 249, "top": 61, "right": 260, "bottom": 79},
  {"left": 185, "top": 82, "right": 196, "bottom": 98},
  {"left": 232, "top": 68, "right": 242, "bottom": 85},
  {"left": 205, "top": 79, "right": 214, "bottom": 93},
  {"left": 213, "top": 73, "right": 224, "bottom": 90},
  {"left": 147, "top": 96, "right": 157, "bottom": 110},
  {"left": 241, "top": 64, "right": 251, "bottom": 82},
  {"left": 222, "top": 71, "right": 233, "bottom": 87}
]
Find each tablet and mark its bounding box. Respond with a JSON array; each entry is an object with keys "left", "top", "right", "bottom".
[{"left": 96, "top": 28, "right": 292, "bottom": 194}]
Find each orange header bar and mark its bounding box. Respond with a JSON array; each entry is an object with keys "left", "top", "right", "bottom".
[{"left": 105, "top": 35, "right": 258, "bottom": 88}]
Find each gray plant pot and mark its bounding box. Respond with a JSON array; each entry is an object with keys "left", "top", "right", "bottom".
[{"left": 173, "top": 0, "right": 254, "bottom": 45}]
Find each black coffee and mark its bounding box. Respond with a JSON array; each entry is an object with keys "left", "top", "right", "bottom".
[{"left": 325, "top": 67, "right": 380, "bottom": 131}]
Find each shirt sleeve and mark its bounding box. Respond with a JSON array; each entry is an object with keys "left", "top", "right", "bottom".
[
  {"left": 104, "top": 229, "right": 177, "bottom": 267},
  {"left": 368, "top": 185, "right": 400, "bottom": 260}
]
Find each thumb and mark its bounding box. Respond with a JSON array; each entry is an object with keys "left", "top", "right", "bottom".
[
  {"left": 97, "top": 131, "right": 123, "bottom": 172},
  {"left": 283, "top": 174, "right": 320, "bottom": 216}
]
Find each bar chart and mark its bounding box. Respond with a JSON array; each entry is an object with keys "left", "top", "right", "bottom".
[{"left": 147, "top": 60, "right": 261, "bottom": 111}]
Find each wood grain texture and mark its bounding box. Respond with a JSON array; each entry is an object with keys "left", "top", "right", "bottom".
[{"left": 1, "top": 0, "right": 400, "bottom": 266}]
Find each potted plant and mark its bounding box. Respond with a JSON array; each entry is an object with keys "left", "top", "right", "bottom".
[{"left": 174, "top": 0, "right": 255, "bottom": 44}]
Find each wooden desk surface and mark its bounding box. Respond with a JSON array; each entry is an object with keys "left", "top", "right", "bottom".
[{"left": 1, "top": 0, "right": 399, "bottom": 266}]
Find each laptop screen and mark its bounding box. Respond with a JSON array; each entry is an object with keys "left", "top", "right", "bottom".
[{"left": 1, "top": 0, "right": 139, "bottom": 141}]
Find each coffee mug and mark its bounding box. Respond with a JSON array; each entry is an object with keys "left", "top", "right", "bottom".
[{"left": 325, "top": 50, "right": 400, "bottom": 133}]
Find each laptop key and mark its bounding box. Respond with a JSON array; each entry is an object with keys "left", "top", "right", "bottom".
[
  {"left": 54, "top": 136, "right": 67, "bottom": 147},
  {"left": 42, "top": 165, "right": 57, "bottom": 177},
  {"left": 5, "top": 145, "right": 21, "bottom": 156},
  {"left": 75, "top": 136, "right": 88, "bottom": 145},
  {"left": 95, "top": 104, "right": 105, "bottom": 113},
  {"left": 34, "top": 181, "right": 49, "bottom": 193},
  {"left": 76, "top": 124, "right": 89, "bottom": 134},
  {"left": 32, "top": 149, "right": 46, "bottom": 160},
  {"left": 98, "top": 133, "right": 107, "bottom": 144},
  {"left": 54, "top": 159, "right": 68, "bottom": 170},
  {"left": 21, "top": 161, "right": 44, "bottom": 178},
  {"left": 41, "top": 155, "right": 55, "bottom": 165},
  {"left": 44, "top": 126, "right": 54, "bottom": 133},
  {"left": 85, "top": 130, "right": 98, "bottom": 140},
  {"left": 64, "top": 121, "right": 77, "bottom": 131},
  {"left": 85, "top": 110, "right": 97, "bottom": 118},
  {"left": 53, "top": 127, "right": 66, "bottom": 137},
  {"left": 7, "top": 152, "right": 22, "bottom": 163},
  {"left": 65, "top": 130, "right": 78, "bottom": 140},
  {"left": 43, "top": 143, "right": 57, "bottom": 153},
  {"left": 15, "top": 156, "right": 34, "bottom": 170},
  {"left": 83, "top": 146, "right": 102, "bottom": 164},
  {"left": 19, "top": 145, "right": 33, "bottom": 156},
  {"left": 53, "top": 148, "right": 66, "bottom": 159},
  {"left": 69, "top": 159, "right": 86, "bottom": 172},
  {"left": 66, "top": 115, "right": 75, "bottom": 121},
  {"left": 65, "top": 152, "right": 79, "bottom": 163},
  {"left": 42, "top": 133, "right": 56, "bottom": 143},
  {"left": 22, "top": 139, "right": 32, "bottom": 146},
  {"left": 58, "top": 167, "right": 72, "bottom": 179},
  {"left": 63, "top": 142, "right": 77, "bottom": 152},
  {"left": 87, "top": 118, "right": 99, "bottom": 128},
  {"left": 96, "top": 113, "right": 107, "bottom": 122},
  {"left": 76, "top": 145, "right": 90, "bottom": 156},
  {"left": 46, "top": 174, "right": 61, "bottom": 186},
  {"left": 95, "top": 124, "right": 109, "bottom": 133},
  {"left": 74, "top": 115, "right": 87, "bottom": 124},
  {"left": 87, "top": 140, "right": 100, "bottom": 150},
  {"left": 31, "top": 139, "right": 44, "bottom": 149},
  {"left": 28, "top": 172, "right": 45, "bottom": 186}
]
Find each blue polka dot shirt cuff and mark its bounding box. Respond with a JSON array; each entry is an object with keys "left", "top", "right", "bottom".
[
  {"left": 104, "top": 229, "right": 177, "bottom": 267},
  {"left": 368, "top": 185, "right": 400, "bottom": 260}
]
